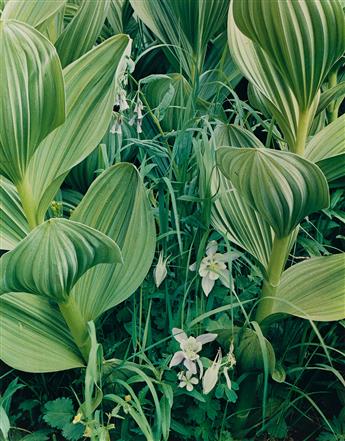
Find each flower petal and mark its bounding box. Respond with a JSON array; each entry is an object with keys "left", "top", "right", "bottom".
[
  {"left": 202, "top": 276, "right": 215, "bottom": 296},
  {"left": 208, "top": 271, "right": 219, "bottom": 280},
  {"left": 219, "top": 269, "right": 231, "bottom": 288},
  {"left": 186, "top": 383, "right": 194, "bottom": 392},
  {"left": 196, "top": 333, "right": 218, "bottom": 344},
  {"left": 169, "top": 351, "right": 185, "bottom": 368},
  {"left": 199, "top": 267, "right": 208, "bottom": 277},
  {"left": 189, "top": 262, "right": 196, "bottom": 271},
  {"left": 172, "top": 328, "right": 188, "bottom": 343},
  {"left": 206, "top": 241, "right": 218, "bottom": 256},
  {"left": 184, "top": 359, "right": 197, "bottom": 374}
]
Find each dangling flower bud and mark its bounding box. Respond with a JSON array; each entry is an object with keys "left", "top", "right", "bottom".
[
  {"left": 153, "top": 251, "right": 168, "bottom": 287},
  {"left": 202, "top": 349, "right": 222, "bottom": 394}
]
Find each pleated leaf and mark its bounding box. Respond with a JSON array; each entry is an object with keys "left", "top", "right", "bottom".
[
  {"left": 228, "top": 3, "right": 302, "bottom": 149},
  {"left": 232, "top": 0, "right": 345, "bottom": 110},
  {"left": 70, "top": 163, "right": 156, "bottom": 320},
  {"left": 0, "top": 292, "right": 84, "bottom": 372},
  {"left": 217, "top": 147, "right": 330, "bottom": 238},
  {"left": 211, "top": 124, "right": 273, "bottom": 270},
  {"left": 317, "top": 81, "right": 345, "bottom": 115},
  {"left": 270, "top": 254, "right": 345, "bottom": 321},
  {"left": 0, "top": 176, "right": 28, "bottom": 250},
  {"left": 22, "top": 34, "right": 131, "bottom": 225},
  {"left": 0, "top": 19, "right": 65, "bottom": 184},
  {"left": 0, "top": 218, "right": 122, "bottom": 303},
  {"left": 305, "top": 115, "right": 345, "bottom": 182},
  {"left": 130, "top": 0, "right": 229, "bottom": 77},
  {"left": 2, "top": 0, "right": 65, "bottom": 28},
  {"left": 56, "top": 0, "right": 110, "bottom": 67}
]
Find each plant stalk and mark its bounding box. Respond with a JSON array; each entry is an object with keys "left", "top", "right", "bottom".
[
  {"left": 293, "top": 109, "right": 311, "bottom": 156},
  {"left": 255, "top": 235, "right": 291, "bottom": 323},
  {"left": 16, "top": 178, "right": 39, "bottom": 230},
  {"left": 59, "top": 295, "right": 90, "bottom": 362},
  {"left": 327, "top": 70, "right": 338, "bottom": 122}
]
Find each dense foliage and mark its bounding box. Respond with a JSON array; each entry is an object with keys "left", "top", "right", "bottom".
[{"left": 0, "top": 0, "right": 345, "bottom": 440}]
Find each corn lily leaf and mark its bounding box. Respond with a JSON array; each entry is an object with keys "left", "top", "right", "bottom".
[
  {"left": 108, "top": 0, "right": 134, "bottom": 35},
  {"left": 56, "top": 0, "right": 110, "bottom": 67},
  {"left": 232, "top": 0, "right": 345, "bottom": 110},
  {"left": 305, "top": 115, "right": 345, "bottom": 182},
  {"left": 22, "top": 34, "right": 131, "bottom": 225},
  {"left": 0, "top": 19, "right": 65, "bottom": 184},
  {"left": 228, "top": 3, "right": 303, "bottom": 150},
  {"left": 70, "top": 163, "right": 156, "bottom": 320},
  {"left": 0, "top": 292, "right": 84, "bottom": 372},
  {"left": 0, "top": 176, "right": 28, "bottom": 250},
  {"left": 316, "top": 81, "right": 345, "bottom": 115},
  {"left": 2, "top": 0, "right": 65, "bottom": 28},
  {"left": 217, "top": 147, "right": 330, "bottom": 238},
  {"left": 0, "top": 218, "right": 122, "bottom": 303},
  {"left": 211, "top": 125, "right": 273, "bottom": 271},
  {"left": 130, "top": 0, "right": 229, "bottom": 77},
  {"left": 270, "top": 254, "right": 345, "bottom": 321}
]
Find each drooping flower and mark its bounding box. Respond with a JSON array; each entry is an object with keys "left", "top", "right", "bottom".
[
  {"left": 153, "top": 251, "right": 168, "bottom": 287},
  {"left": 190, "top": 241, "right": 238, "bottom": 297},
  {"left": 178, "top": 371, "right": 199, "bottom": 392},
  {"left": 169, "top": 328, "right": 217, "bottom": 375},
  {"left": 202, "top": 349, "right": 222, "bottom": 394}
]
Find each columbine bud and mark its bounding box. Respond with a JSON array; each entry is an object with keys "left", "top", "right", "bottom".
[
  {"left": 202, "top": 349, "right": 222, "bottom": 395},
  {"left": 72, "top": 412, "right": 83, "bottom": 424},
  {"left": 153, "top": 251, "right": 168, "bottom": 288}
]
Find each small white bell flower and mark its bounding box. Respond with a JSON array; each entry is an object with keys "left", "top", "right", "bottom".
[{"left": 153, "top": 251, "right": 168, "bottom": 288}]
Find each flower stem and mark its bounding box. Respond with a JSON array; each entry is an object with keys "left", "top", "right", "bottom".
[
  {"left": 59, "top": 295, "right": 90, "bottom": 362},
  {"left": 255, "top": 234, "right": 291, "bottom": 323}
]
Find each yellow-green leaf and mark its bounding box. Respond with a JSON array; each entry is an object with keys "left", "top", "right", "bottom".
[
  {"left": 70, "top": 163, "right": 156, "bottom": 320},
  {"left": 232, "top": 0, "right": 345, "bottom": 110},
  {"left": 0, "top": 218, "right": 122, "bottom": 303},
  {"left": 2, "top": 0, "right": 65, "bottom": 28},
  {"left": 270, "top": 254, "right": 345, "bottom": 321},
  {"left": 0, "top": 292, "right": 84, "bottom": 372},
  {"left": 217, "top": 147, "right": 330, "bottom": 238},
  {"left": 0, "top": 19, "right": 65, "bottom": 184}
]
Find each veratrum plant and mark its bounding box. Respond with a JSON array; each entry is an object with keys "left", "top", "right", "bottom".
[
  {"left": 214, "top": 0, "right": 345, "bottom": 325},
  {"left": 0, "top": 1, "right": 156, "bottom": 372}
]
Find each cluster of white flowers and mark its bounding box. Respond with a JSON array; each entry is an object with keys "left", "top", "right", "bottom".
[
  {"left": 169, "top": 328, "right": 236, "bottom": 395},
  {"left": 190, "top": 240, "right": 238, "bottom": 297}
]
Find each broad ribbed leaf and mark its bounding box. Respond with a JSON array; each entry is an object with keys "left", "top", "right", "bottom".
[
  {"left": 232, "top": 0, "right": 345, "bottom": 110},
  {"left": 70, "top": 163, "right": 156, "bottom": 320},
  {"left": 0, "top": 176, "right": 28, "bottom": 250},
  {"left": 228, "top": 3, "right": 303, "bottom": 149},
  {"left": 108, "top": 0, "right": 133, "bottom": 35},
  {"left": 0, "top": 293, "right": 84, "bottom": 372},
  {"left": 0, "top": 19, "right": 65, "bottom": 184},
  {"left": 217, "top": 147, "right": 330, "bottom": 238},
  {"left": 317, "top": 81, "right": 345, "bottom": 115},
  {"left": 22, "top": 34, "right": 131, "bottom": 225},
  {"left": 56, "top": 0, "right": 110, "bottom": 67},
  {"left": 305, "top": 115, "right": 345, "bottom": 182},
  {"left": 270, "top": 254, "right": 345, "bottom": 321},
  {"left": 2, "top": 0, "right": 65, "bottom": 28},
  {"left": 211, "top": 125, "right": 273, "bottom": 270},
  {"left": 0, "top": 218, "right": 122, "bottom": 303},
  {"left": 130, "top": 0, "right": 229, "bottom": 77}
]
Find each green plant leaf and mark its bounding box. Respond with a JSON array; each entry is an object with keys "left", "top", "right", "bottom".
[
  {"left": 70, "top": 163, "right": 156, "bottom": 320},
  {"left": 0, "top": 292, "right": 84, "bottom": 372},
  {"left": 130, "top": 0, "right": 229, "bottom": 77},
  {"left": 211, "top": 124, "right": 273, "bottom": 271},
  {"left": 2, "top": 0, "right": 65, "bottom": 28},
  {"left": 217, "top": 147, "right": 330, "bottom": 238},
  {"left": 43, "top": 398, "right": 74, "bottom": 429},
  {"left": 270, "top": 254, "right": 345, "bottom": 321},
  {"left": 316, "top": 81, "right": 345, "bottom": 115},
  {"left": 0, "top": 19, "right": 65, "bottom": 184},
  {"left": 232, "top": 0, "right": 345, "bottom": 110},
  {"left": 305, "top": 115, "right": 345, "bottom": 182},
  {"left": 56, "top": 0, "right": 110, "bottom": 67},
  {"left": 22, "top": 34, "right": 131, "bottom": 225},
  {"left": 0, "top": 218, "right": 122, "bottom": 303},
  {"left": 0, "top": 176, "right": 29, "bottom": 250}
]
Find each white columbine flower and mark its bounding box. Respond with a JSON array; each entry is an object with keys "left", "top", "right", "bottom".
[
  {"left": 153, "top": 251, "right": 168, "bottom": 288},
  {"left": 169, "top": 328, "right": 217, "bottom": 375},
  {"left": 178, "top": 371, "right": 199, "bottom": 392},
  {"left": 202, "top": 349, "right": 222, "bottom": 395},
  {"left": 190, "top": 241, "right": 238, "bottom": 297}
]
